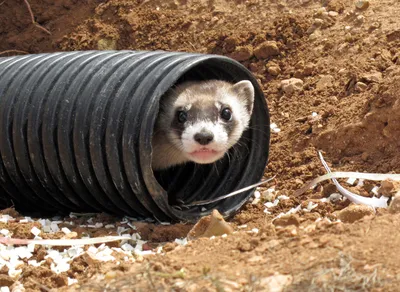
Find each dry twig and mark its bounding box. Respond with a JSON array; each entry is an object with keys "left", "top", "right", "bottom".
[
  {"left": 23, "top": 0, "right": 51, "bottom": 35},
  {"left": 0, "top": 49, "right": 29, "bottom": 56}
]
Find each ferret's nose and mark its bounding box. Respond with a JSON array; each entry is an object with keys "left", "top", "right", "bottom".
[{"left": 194, "top": 131, "right": 214, "bottom": 145}]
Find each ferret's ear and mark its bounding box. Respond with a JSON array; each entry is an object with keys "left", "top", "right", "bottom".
[{"left": 231, "top": 80, "right": 255, "bottom": 115}]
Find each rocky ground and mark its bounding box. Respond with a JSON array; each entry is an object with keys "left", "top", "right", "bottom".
[{"left": 1, "top": 0, "right": 400, "bottom": 291}]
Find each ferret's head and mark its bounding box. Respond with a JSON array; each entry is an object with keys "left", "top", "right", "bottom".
[{"left": 157, "top": 80, "right": 255, "bottom": 165}]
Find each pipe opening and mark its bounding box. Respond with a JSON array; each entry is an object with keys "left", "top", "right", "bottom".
[{"left": 150, "top": 59, "right": 269, "bottom": 221}]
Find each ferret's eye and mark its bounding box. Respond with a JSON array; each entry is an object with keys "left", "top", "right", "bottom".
[
  {"left": 177, "top": 111, "right": 187, "bottom": 123},
  {"left": 220, "top": 108, "right": 232, "bottom": 121}
]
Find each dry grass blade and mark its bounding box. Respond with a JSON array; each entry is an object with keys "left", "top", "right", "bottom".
[
  {"left": 185, "top": 176, "right": 276, "bottom": 207},
  {"left": 23, "top": 0, "right": 51, "bottom": 35},
  {"left": 0, "top": 50, "right": 29, "bottom": 56}
]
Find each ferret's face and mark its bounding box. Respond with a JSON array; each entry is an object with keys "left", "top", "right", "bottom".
[{"left": 159, "top": 80, "right": 255, "bottom": 165}]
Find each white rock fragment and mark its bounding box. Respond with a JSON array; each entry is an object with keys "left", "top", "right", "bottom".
[
  {"left": 67, "top": 247, "right": 84, "bottom": 258},
  {"left": 306, "top": 201, "right": 318, "bottom": 211},
  {"left": 0, "top": 287, "right": 10, "bottom": 292},
  {"left": 15, "top": 247, "right": 32, "bottom": 259},
  {"left": 28, "top": 260, "right": 43, "bottom": 267},
  {"left": 121, "top": 243, "right": 135, "bottom": 252},
  {"left": 68, "top": 278, "right": 78, "bottom": 286},
  {"left": 105, "top": 224, "right": 115, "bottom": 229},
  {"left": 8, "top": 268, "right": 22, "bottom": 279},
  {"left": 251, "top": 228, "right": 259, "bottom": 234},
  {"left": 371, "top": 186, "right": 379, "bottom": 196},
  {"left": 277, "top": 195, "right": 290, "bottom": 200},
  {"left": 270, "top": 123, "right": 281, "bottom": 133},
  {"left": 19, "top": 217, "right": 33, "bottom": 223},
  {"left": 61, "top": 227, "right": 72, "bottom": 235},
  {"left": 174, "top": 238, "right": 188, "bottom": 246},
  {"left": 0, "top": 215, "right": 14, "bottom": 223},
  {"left": 51, "top": 223, "right": 60, "bottom": 233},
  {"left": 346, "top": 177, "right": 357, "bottom": 185},
  {"left": 0, "top": 229, "right": 9, "bottom": 236},
  {"left": 11, "top": 282, "right": 24, "bottom": 292},
  {"left": 30, "top": 226, "right": 41, "bottom": 237}
]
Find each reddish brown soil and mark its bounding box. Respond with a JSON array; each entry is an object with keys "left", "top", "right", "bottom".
[{"left": 2, "top": 0, "right": 400, "bottom": 290}]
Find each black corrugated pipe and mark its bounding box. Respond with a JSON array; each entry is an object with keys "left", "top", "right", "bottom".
[{"left": 0, "top": 50, "right": 270, "bottom": 222}]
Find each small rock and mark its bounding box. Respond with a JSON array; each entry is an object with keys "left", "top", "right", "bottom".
[
  {"left": 355, "top": 81, "right": 368, "bottom": 92},
  {"left": 356, "top": 15, "right": 365, "bottom": 24},
  {"left": 355, "top": 0, "right": 369, "bottom": 10},
  {"left": 336, "top": 204, "right": 375, "bottom": 223},
  {"left": 328, "top": 11, "right": 338, "bottom": 17},
  {"left": 187, "top": 209, "right": 233, "bottom": 240},
  {"left": 258, "top": 274, "right": 293, "bottom": 292},
  {"left": 229, "top": 45, "right": 253, "bottom": 61},
  {"left": 378, "top": 180, "right": 400, "bottom": 197},
  {"left": 303, "top": 63, "right": 315, "bottom": 76},
  {"left": 254, "top": 41, "right": 280, "bottom": 59},
  {"left": 309, "top": 30, "right": 322, "bottom": 40},
  {"left": 307, "top": 19, "right": 324, "bottom": 34},
  {"left": 329, "top": 193, "right": 342, "bottom": 203},
  {"left": 267, "top": 65, "right": 281, "bottom": 76},
  {"left": 361, "top": 72, "right": 383, "bottom": 83},
  {"left": 280, "top": 78, "right": 304, "bottom": 95},
  {"left": 273, "top": 214, "right": 300, "bottom": 227},
  {"left": 316, "top": 75, "right": 334, "bottom": 91},
  {"left": 389, "top": 191, "right": 400, "bottom": 214}
]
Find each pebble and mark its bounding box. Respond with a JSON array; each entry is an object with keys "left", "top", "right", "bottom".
[
  {"left": 309, "top": 30, "right": 322, "bottom": 40},
  {"left": 329, "top": 193, "right": 342, "bottom": 203},
  {"left": 187, "top": 209, "right": 233, "bottom": 240},
  {"left": 361, "top": 72, "right": 383, "bottom": 83},
  {"left": 355, "top": 81, "right": 368, "bottom": 92},
  {"left": 281, "top": 78, "right": 303, "bottom": 95},
  {"left": 254, "top": 41, "right": 280, "bottom": 59},
  {"left": 267, "top": 65, "right": 281, "bottom": 76},
  {"left": 328, "top": 11, "right": 338, "bottom": 17},
  {"left": 259, "top": 274, "right": 293, "bottom": 291},
  {"left": 229, "top": 45, "right": 253, "bottom": 61},
  {"left": 316, "top": 74, "right": 334, "bottom": 91},
  {"left": 356, "top": 15, "right": 365, "bottom": 24},
  {"left": 355, "top": 0, "right": 369, "bottom": 10},
  {"left": 389, "top": 191, "right": 400, "bottom": 214},
  {"left": 336, "top": 204, "right": 374, "bottom": 223}
]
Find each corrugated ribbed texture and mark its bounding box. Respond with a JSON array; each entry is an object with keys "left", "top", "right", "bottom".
[{"left": 0, "top": 50, "right": 270, "bottom": 222}]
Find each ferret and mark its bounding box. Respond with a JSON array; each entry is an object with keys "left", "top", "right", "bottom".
[{"left": 151, "top": 80, "right": 255, "bottom": 170}]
